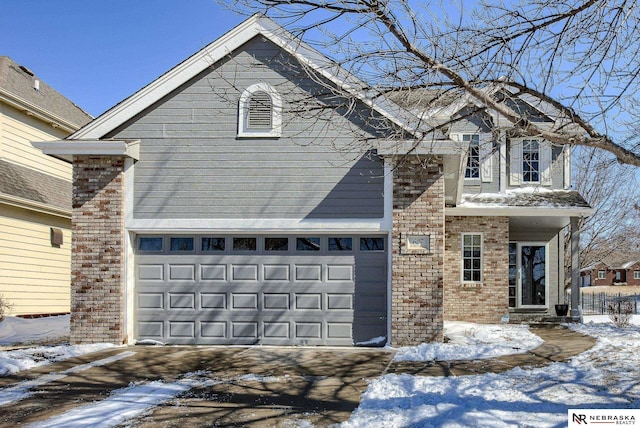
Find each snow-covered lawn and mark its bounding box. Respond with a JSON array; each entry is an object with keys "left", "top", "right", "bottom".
[
  {"left": 342, "top": 316, "right": 640, "bottom": 428},
  {"left": 0, "top": 315, "right": 115, "bottom": 375}
]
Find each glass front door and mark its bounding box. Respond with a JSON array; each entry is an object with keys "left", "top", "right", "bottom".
[{"left": 509, "top": 243, "right": 547, "bottom": 308}]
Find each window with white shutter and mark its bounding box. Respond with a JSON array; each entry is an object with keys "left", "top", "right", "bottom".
[{"left": 509, "top": 138, "right": 552, "bottom": 186}]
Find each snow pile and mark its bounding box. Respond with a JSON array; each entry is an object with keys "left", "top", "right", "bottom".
[
  {"left": 0, "top": 343, "right": 117, "bottom": 375},
  {"left": 0, "top": 315, "right": 69, "bottom": 345},
  {"left": 0, "top": 315, "right": 115, "bottom": 376},
  {"left": 27, "top": 374, "right": 210, "bottom": 428},
  {"left": 342, "top": 321, "right": 640, "bottom": 427},
  {"left": 394, "top": 322, "right": 543, "bottom": 361}
]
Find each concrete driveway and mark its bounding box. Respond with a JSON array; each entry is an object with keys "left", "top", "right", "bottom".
[{"left": 0, "top": 346, "right": 395, "bottom": 427}]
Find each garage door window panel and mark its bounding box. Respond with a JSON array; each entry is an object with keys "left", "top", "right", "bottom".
[
  {"left": 170, "top": 237, "right": 194, "bottom": 252},
  {"left": 138, "top": 237, "right": 164, "bottom": 252},
  {"left": 296, "top": 237, "right": 320, "bottom": 251},
  {"left": 233, "top": 237, "right": 257, "bottom": 252},
  {"left": 360, "top": 237, "right": 385, "bottom": 251},
  {"left": 265, "top": 237, "right": 289, "bottom": 251},
  {"left": 202, "top": 237, "right": 226, "bottom": 252},
  {"left": 329, "top": 237, "right": 352, "bottom": 251}
]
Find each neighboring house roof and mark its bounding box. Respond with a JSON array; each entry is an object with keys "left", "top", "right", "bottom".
[
  {"left": 0, "top": 56, "right": 92, "bottom": 131},
  {"left": 616, "top": 261, "right": 640, "bottom": 270},
  {"left": 580, "top": 262, "right": 612, "bottom": 273},
  {"left": 69, "top": 14, "right": 438, "bottom": 144},
  {"left": 0, "top": 160, "right": 70, "bottom": 216}
]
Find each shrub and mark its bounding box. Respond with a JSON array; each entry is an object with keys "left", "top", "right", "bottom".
[{"left": 607, "top": 299, "right": 634, "bottom": 328}]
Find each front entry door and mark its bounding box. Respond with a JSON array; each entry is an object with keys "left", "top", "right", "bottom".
[{"left": 509, "top": 243, "right": 547, "bottom": 308}]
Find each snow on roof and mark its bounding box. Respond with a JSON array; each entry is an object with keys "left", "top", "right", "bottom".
[{"left": 459, "top": 187, "right": 590, "bottom": 209}]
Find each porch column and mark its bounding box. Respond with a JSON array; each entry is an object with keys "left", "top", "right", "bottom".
[
  {"left": 570, "top": 216, "right": 581, "bottom": 318},
  {"left": 391, "top": 156, "right": 445, "bottom": 345},
  {"left": 71, "top": 155, "right": 126, "bottom": 344}
]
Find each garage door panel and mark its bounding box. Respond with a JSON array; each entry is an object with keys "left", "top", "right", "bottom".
[
  {"left": 295, "top": 293, "right": 322, "bottom": 310},
  {"left": 263, "top": 264, "right": 290, "bottom": 281},
  {"left": 231, "top": 264, "right": 259, "bottom": 281},
  {"left": 137, "top": 293, "right": 164, "bottom": 309},
  {"left": 231, "top": 293, "right": 258, "bottom": 310},
  {"left": 327, "top": 294, "right": 353, "bottom": 310},
  {"left": 169, "top": 265, "right": 195, "bottom": 281},
  {"left": 135, "top": 235, "right": 386, "bottom": 346},
  {"left": 200, "top": 264, "right": 226, "bottom": 281},
  {"left": 200, "top": 293, "right": 227, "bottom": 309},
  {"left": 168, "top": 293, "right": 196, "bottom": 309},
  {"left": 169, "top": 321, "right": 195, "bottom": 338},
  {"left": 201, "top": 321, "right": 226, "bottom": 338},
  {"left": 263, "top": 293, "right": 290, "bottom": 310},
  {"left": 295, "top": 265, "right": 322, "bottom": 281},
  {"left": 327, "top": 265, "right": 353, "bottom": 281},
  {"left": 138, "top": 264, "right": 164, "bottom": 281}
]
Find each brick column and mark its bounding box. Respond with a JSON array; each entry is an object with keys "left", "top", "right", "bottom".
[
  {"left": 70, "top": 156, "right": 126, "bottom": 344},
  {"left": 391, "top": 156, "right": 444, "bottom": 345}
]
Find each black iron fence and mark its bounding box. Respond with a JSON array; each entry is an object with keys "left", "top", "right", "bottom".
[{"left": 577, "top": 292, "right": 640, "bottom": 315}]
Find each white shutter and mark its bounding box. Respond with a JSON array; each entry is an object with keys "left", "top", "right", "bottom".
[
  {"left": 540, "top": 141, "right": 552, "bottom": 186},
  {"left": 509, "top": 140, "right": 522, "bottom": 186},
  {"left": 479, "top": 134, "right": 493, "bottom": 183}
]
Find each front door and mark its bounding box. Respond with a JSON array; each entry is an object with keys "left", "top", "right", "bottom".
[{"left": 509, "top": 243, "right": 547, "bottom": 309}]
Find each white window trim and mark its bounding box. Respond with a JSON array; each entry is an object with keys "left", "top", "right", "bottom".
[
  {"left": 509, "top": 138, "right": 552, "bottom": 186},
  {"left": 238, "top": 83, "right": 282, "bottom": 138},
  {"left": 513, "top": 241, "right": 549, "bottom": 309},
  {"left": 598, "top": 270, "right": 606, "bottom": 280},
  {"left": 461, "top": 232, "right": 483, "bottom": 285},
  {"left": 634, "top": 270, "right": 640, "bottom": 280}
]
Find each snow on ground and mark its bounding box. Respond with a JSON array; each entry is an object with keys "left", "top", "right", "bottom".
[
  {"left": 341, "top": 316, "right": 640, "bottom": 428},
  {"left": 394, "top": 322, "right": 543, "bottom": 361},
  {"left": 26, "top": 373, "right": 211, "bottom": 428},
  {"left": 0, "top": 315, "right": 69, "bottom": 345},
  {"left": 0, "top": 315, "right": 115, "bottom": 375}
]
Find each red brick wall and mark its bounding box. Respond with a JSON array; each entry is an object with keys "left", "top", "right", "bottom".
[
  {"left": 444, "top": 216, "right": 509, "bottom": 323},
  {"left": 70, "top": 156, "right": 126, "bottom": 344},
  {"left": 627, "top": 263, "right": 640, "bottom": 286},
  {"left": 391, "top": 156, "right": 444, "bottom": 345}
]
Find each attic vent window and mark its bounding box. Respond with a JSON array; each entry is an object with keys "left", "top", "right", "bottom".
[
  {"left": 238, "top": 83, "right": 282, "bottom": 138},
  {"left": 247, "top": 91, "right": 273, "bottom": 129}
]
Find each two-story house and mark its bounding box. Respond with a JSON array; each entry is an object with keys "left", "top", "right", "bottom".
[
  {"left": 35, "top": 15, "right": 591, "bottom": 346},
  {"left": 0, "top": 56, "right": 91, "bottom": 316}
]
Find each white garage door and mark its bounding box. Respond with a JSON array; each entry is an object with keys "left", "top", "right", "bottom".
[{"left": 134, "top": 235, "right": 387, "bottom": 346}]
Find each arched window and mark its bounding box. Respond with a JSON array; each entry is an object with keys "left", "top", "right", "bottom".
[{"left": 238, "top": 83, "right": 282, "bottom": 137}]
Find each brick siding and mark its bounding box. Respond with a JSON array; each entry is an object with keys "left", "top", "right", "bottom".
[
  {"left": 391, "top": 156, "right": 444, "bottom": 345},
  {"left": 70, "top": 156, "right": 126, "bottom": 344},
  {"left": 444, "top": 216, "right": 509, "bottom": 323}
]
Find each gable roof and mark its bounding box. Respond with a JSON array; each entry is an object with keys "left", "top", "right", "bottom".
[
  {"left": 70, "top": 14, "right": 425, "bottom": 141},
  {"left": 0, "top": 56, "right": 92, "bottom": 132}
]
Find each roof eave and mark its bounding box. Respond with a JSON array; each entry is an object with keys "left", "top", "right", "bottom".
[
  {"left": 446, "top": 206, "right": 593, "bottom": 218},
  {"left": 32, "top": 140, "right": 140, "bottom": 162}
]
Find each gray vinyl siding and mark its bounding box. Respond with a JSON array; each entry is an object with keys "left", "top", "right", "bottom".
[{"left": 109, "top": 38, "right": 386, "bottom": 220}]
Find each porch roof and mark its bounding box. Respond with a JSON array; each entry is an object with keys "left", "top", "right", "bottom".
[{"left": 446, "top": 188, "right": 592, "bottom": 218}]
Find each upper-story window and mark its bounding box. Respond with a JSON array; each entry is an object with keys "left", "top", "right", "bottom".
[
  {"left": 238, "top": 83, "right": 282, "bottom": 138},
  {"left": 522, "top": 139, "right": 540, "bottom": 182},
  {"left": 464, "top": 134, "right": 480, "bottom": 179},
  {"left": 509, "top": 137, "right": 552, "bottom": 186}
]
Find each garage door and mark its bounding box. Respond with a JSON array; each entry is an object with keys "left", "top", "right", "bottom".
[{"left": 134, "top": 235, "right": 387, "bottom": 346}]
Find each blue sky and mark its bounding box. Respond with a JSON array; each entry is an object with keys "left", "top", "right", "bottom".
[{"left": 1, "top": 0, "right": 244, "bottom": 117}]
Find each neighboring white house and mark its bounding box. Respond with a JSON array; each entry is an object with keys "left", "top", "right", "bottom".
[{"left": 0, "top": 56, "right": 91, "bottom": 315}]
